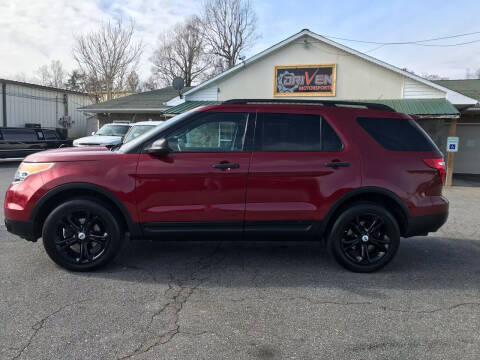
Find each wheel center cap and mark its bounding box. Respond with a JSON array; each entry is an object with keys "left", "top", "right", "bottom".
[
  {"left": 362, "top": 234, "right": 369, "bottom": 242},
  {"left": 77, "top": 232, "right": 86, "bottom": 240}
]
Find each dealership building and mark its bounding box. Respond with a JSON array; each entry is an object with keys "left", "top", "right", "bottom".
[
  {"left": 164, "top": 29, "right": 479, "bottom": 178},
  {"left": 81, "top": 29, "right": 480, "bottom": 179}
]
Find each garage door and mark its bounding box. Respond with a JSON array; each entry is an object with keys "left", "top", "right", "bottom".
[{"left": 454, "top": 124, "right": 480, "bottom": 174}]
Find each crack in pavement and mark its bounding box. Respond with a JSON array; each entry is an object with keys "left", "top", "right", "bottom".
[
  {"left": 380, "top": 302, "right": 480, "bottom": 314},
  {"left": 117, "top": 244, "right": 226, "bottom": 360},
  {"left": 226, "top": 296, "right": 480, "bottom": 315},
  {"left": 348, "top": 337, "right": 475, "bottom": 352},
  {"left": 11, "top": 298, "right": 93, "bottom": 360}
]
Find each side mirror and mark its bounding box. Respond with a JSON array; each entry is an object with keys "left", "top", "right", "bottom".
[
  {"left": 145, "top": 138, "right": 170, "bottom": 155},
  {"left": 91, "top": 131, "right": 96, "bottom": 136}
]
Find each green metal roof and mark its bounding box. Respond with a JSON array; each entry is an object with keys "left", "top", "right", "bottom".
[
  {"left": 163, "top": 101, "right": 220, "bottom": 114},
  {"left": 433, "top": 79, "right": 480, "bottom": 101},
  {"left": 164, "top": 98, "right": 458, "bottom": 115},
  {"left": 359, "top": 98, "right": 459, "bottom": 115},
  {"left": 79, "top": 86, "right": 193, "bottom": 113}
]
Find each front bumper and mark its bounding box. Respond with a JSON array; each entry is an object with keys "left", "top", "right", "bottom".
[{"left": 5, "top": 218, "right": 38, "bottom": 242}]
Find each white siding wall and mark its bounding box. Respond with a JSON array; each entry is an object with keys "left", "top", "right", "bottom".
[
  {"left": 1, "top": 82, "right": 93, "bottom": 138},
  {"left": 68, "top": 93, "right": 95, "bottom": 138},
  {"left": 403, "top": 78, "right": 445, "bottom": 99},
  {"left": 186, "top": 86, "right": 218, "bottom": 101},
  {"left": 198, "top": 38, "right": 406, "bottom": 101},
  {"left": 6, "top": 84, "right": 62, "bottom": 129}
]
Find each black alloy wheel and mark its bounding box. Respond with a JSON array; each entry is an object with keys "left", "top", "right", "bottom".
[
  {"left": 42, "top": 199, "right": 123, "bottom": 271},
  {"left": 328, "top": 203, "right": 400, "bottom": 272}
]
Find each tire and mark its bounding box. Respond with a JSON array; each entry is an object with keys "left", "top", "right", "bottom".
[
  {"left": 42, "top": 198, "right": 123, "bottom": 271},
  {"left": 327, "top": 203, "right": 400, "bottom": 272}
]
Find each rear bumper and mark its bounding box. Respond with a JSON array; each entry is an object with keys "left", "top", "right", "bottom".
[
  {"left": 404, "top": 212, "right": 448, "bottom": 237},
  {"left": 4, "top": 218, "right": 38, "bottom": 242}
]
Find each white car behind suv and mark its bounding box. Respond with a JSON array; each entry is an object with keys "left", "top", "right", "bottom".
[
  {"left": 122, "top": 121, "right": 165, "bottom": 143},
  {"left": 73, "top": 123, "right": 133, "bottom": 147}
]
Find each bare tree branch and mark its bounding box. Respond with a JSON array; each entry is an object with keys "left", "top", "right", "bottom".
[
  {"left": 73, "top": 20, "right": 143, "bottom": 100},
  {"left": 36, "top": 60, "right": 67, "bottom": 88},
  {"left": 201, "top": 0, "right": 258, "bottom": 73},
  {"left": 151, "top": 17, "right": 211, "bottom": 87}
]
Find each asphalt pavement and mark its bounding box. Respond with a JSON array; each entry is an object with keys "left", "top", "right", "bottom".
[{"left": 0, "top": 160, "right": 479, "bottom": 360}]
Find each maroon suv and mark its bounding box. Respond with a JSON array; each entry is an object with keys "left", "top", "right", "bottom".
[{"left": 4, "top": 99, "right": 448, "bottom": 272}]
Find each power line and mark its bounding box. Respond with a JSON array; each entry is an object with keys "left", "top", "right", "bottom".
[
  {"left": 323, "top": 31, "right": 480, "bottom": 45},
  {"left": 414, "top": 39, "right": 480, "bottom": 47}
]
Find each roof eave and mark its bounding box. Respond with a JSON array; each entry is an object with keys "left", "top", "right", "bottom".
[
  {"left": 0, "top": 78, "right": 93, "bottom": 96},
  {"left": 78, "top": 108, "right": 169, "bottom": 113}
]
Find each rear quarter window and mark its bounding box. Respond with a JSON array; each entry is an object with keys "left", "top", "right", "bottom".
[{"left": 357, "top": 117, "right": 437, "bottom": 151}]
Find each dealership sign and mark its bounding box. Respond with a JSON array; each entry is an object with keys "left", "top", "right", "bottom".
[{"left": 274, "top": 64, "right": 336, "bottom": 97}]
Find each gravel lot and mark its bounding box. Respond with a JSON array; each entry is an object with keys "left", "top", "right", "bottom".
[{"left": 0, "top": 160, "right": 479, "bottom": 360}]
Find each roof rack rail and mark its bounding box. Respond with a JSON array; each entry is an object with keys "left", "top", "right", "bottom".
[{"left": 221, "top": 99, "right": 396, "bottom": 112}]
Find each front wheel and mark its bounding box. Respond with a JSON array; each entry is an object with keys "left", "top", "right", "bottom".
[
  {"left": 42, "top": 199, "right": 123, "bottom": 271},
  {"left": 327, "top": 203, "right": 400, "bottom": 272}
]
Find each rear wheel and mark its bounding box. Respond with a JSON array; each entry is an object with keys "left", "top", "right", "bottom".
[
  {"left": 327, "top": 203, "right": 400, "bottom": 272},
  {"left": 42, "top": 199, "right": 123, "bottom": 271}
]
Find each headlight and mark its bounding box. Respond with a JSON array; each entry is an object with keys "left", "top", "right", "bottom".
[{"left": 13, "top": 162, "right": 54, "bottom": 184}]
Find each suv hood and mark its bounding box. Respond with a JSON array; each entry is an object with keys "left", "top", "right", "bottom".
[
  {"left": 23, "top": 146, "right": 115, "bottom": 162},
  {"left": 73, "top": 135, "right": 122, "bottom": 146}
]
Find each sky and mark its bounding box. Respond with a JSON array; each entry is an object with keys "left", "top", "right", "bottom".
[{"left": 1, "top": 0, "right": 480, "bottom": 83}]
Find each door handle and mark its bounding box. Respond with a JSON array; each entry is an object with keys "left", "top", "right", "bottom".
[
  {"left": 213, "top": 163, "right": 240, "bottom": 170},
  {"left": 325, "top": 161, "right": 350, "bottom": 168}
]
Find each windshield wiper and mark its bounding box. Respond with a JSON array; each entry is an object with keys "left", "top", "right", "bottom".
[{"left": 109, "top": 143, "right": 122, "bottom": 151}]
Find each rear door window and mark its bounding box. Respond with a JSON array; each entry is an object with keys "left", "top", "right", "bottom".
[
  {"left": 43, "top": 129, "right": 59, "bottom": 140},
  {"left": 357, "top": 117, "right": 437, "bottom": 151},
  {"left": 255, "top": 113, "right": 343, "bottom": 152},
  {"left": 2, "top": 129, "right": 38, "bottom": 141}
]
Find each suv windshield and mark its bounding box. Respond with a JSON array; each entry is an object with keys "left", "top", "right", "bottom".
[
  {"left": 95, "top": 124, "right": 131, "bottom": 137},
  {"left": 117, "top": 111, "right": 196, "bottom": 153},
  {"left": 123, "top": 125, "right": 157, "bottom": 143}
]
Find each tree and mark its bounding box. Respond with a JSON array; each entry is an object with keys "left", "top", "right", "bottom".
[
  {"left": 126, "top": 71, "right": 140, "bottom": 92},
  {"left": 73, "top": 21, "right": 143, "bottom": 100},
  {"left": 65, "top": 70, "right": 86, "bottom": 92},
  {"left": 12, "top": 72, "right": 28, "bottom": 82},
  {"left": 140, "top": 75, "right": 162, "bottom": 91},
  {"left": 422, "top": 73, "right": 449, "bottom": 80},
  {"left": 201, "top": 0, "right": 258, "bottom": 72},
  {"left": 151, "top": 17, "right": 210, "bottom": 87},
  {"left": 36, "top": 60, "right": 67, "bottom": 88},
  {"left": 464, "top": 68, "right": 480, "bottom": 79}
]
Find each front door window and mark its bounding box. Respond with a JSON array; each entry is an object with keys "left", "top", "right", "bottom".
[{"left": 166, "top": 113, "right": 248, "bottom": 152}]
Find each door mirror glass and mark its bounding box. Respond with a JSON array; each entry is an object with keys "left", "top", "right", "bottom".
[
  {"left": 91, "top": 131, "right": 96, "bottom": 136},
  {"left": 145, "top": 138, "right": 170, "bottom": 155}
]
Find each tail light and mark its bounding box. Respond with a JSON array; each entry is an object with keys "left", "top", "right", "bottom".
[{"left": 424, "top": 158, "right": 446, "bottom": 184}]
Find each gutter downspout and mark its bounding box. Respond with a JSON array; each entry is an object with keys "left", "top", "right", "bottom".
[{"left": 2, "top": 82, "right": 6, "bottom": 127}]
